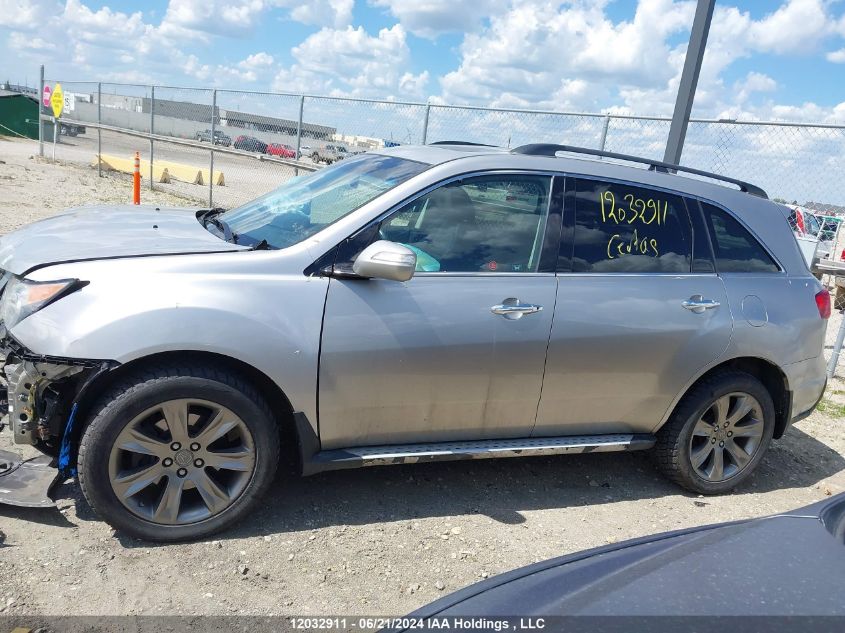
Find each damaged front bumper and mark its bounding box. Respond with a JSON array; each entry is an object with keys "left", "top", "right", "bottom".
[
  {"left": 1, "top": 336, "right": 94, "bottom": 447},
  {"left": 0, "top": 450, "right": 59, "bottom": 508},
  {"left": 0, "top": 334, "right": 116, "bottom": 507}
]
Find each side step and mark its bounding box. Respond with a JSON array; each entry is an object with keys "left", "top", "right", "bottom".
[{"left": 304, "top": 433, "right": 655, "bottom": 474}]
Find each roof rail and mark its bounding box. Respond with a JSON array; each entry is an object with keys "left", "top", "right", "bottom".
[
  {"left": 429, "top": 141, "right": 498, "bottom": 147},
  {"left": 511, "top": 144, "right": 768, "bottom": 199}
]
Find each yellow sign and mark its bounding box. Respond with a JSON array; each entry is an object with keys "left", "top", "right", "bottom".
[{"left": 50, "top": 82, "right": 64, "bottom": 118}]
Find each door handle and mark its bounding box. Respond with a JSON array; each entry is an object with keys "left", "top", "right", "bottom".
[
  {"left": 682, "top": 295, "right": 721, "bottom": 314},
  {"left": 491, "top": 298, "right": 543, "bottom": 320}
]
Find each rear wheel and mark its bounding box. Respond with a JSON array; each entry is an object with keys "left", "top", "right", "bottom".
[
  {"left": 78, "top": 364, "right": 280, "bottom": 542},
  {"left": 654, "top": 370, "right": 774, "bottom": 494}
]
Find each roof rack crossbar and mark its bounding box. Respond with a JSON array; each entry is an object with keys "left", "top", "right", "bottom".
[{"left": 511, "top": 144, "right": 767, "bottom": 198}]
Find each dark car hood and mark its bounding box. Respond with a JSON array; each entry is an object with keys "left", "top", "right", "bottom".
[
  {"left": 0, "top": 205, "right": 247, "bottom": 275},
  {"left": 411, "top": 494, "right": 845, "bottom": 619}
]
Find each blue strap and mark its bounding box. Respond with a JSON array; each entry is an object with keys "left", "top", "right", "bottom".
[{"left": 57, "top": 402, "right": 79, "bottom": 478}]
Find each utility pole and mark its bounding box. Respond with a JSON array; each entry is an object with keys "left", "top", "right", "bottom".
[{"left": 663, "top": 0, "right": 715, "bottom": 165}]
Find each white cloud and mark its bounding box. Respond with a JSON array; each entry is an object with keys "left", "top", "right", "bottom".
[
  {"left": 183, "top": 52, "right": 277, "bottom": 84},
  {"left": 8, "top": 30, "right": 56, "bottom": 52},
  {"left": 370, "top": 0, "right": 508, "bottom": 38},
  {"left": 0, "top": 0, "right": 61, "bottom": 28},
  {"left": 281, "top": 0, "right": 353, "bottom": 28},
  {"left": 439, "top": 0, "right": 695, "bottom": 110},
  {"left": 239, "top": 52, "right": 275, "bottom": 69},
  {"left": 272, "top": 24, "right": 428, "bottom": 98},
  {"left": 437, "top": 0, "right": 845, "bottom": 118},
  {"left": 161, "top": 0, "right": 353, "bottom": 36},
  {"left": 746, "top": 0, "right": 828, "bottom": 53},
  {"left": 162, "top": 0, "right": 267, "bottom": 37},
  {"left": 827, "top": 47, "right": 845, "bottom": 63}
]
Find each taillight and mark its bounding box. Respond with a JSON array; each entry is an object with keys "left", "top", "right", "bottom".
[
  {"left": 840, "top": 248, "right": 845, "bottom": 261},
  {"left": 815, "top": 289, "right": 831, "bottom": 319}
]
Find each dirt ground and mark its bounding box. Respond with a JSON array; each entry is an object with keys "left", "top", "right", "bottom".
[{"left": 0, "top": 136, "right": 843, "bottom": 617}]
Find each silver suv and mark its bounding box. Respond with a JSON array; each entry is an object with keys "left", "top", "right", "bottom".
[
  {"left": 0, "top": 143, "right": 829, "bottom": 541},
  {"left": 311, "top": 143, "right": 349, "bottom": 164}
]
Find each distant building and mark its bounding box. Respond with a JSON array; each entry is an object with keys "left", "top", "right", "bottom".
[
  {"left": 142, "top": 97, "right": 218, "bottom": 124},
  {"left": 222, "top": 110, "right": 335, "bottom": 140}
]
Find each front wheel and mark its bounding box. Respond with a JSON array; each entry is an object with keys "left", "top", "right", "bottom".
[
  {"left": 78, "top": 364, "right": 280, "bottom": 542},
  {"left": 654, "top": 370, "right": 775, "bottom": 494}
]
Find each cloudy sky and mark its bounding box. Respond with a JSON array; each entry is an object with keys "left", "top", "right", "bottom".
[{"left": 1, "top": 0, "right": 844, "bottom": 120}]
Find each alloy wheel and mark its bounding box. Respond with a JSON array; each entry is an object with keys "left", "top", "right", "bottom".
[
  {"left": 108, "top": 399, "right": 256, "bottom": 525},
  {"left": 688, "top": 392, "right": 765, "bottom": 483}
]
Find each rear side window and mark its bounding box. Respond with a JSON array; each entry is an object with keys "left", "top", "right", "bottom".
[
  {"left": 700, "top": 202, "right": 780, "bottom": 273},
  {"left": 572, "top": 179, "right": 692, "bottom": 273}
]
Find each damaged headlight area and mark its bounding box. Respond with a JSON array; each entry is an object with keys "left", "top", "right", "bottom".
[{"left": 0, "top": 276, "right": 87, "bottom": 329}]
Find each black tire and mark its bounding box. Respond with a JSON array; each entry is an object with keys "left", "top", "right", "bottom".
[
  {"left": 311, "top": 152, "right": 320, "bottom": 163},
  {"left": 78, "top": 363, "right": 280, "bottom": 542},
  {"left": 654, "top": 370, "right": 775, "bottom": 494}
]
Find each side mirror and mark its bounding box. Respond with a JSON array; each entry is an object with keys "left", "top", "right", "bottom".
[{"left": 352, "top": 240, "right": 416, "bottom": 282}]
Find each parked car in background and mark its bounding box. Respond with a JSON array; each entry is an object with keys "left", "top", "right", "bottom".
[
  {"left": 195, "top": 129, "right": 231, "bottom": 147},
  {"left": 59, "top": 123, "right": 86, "bottom": 137},
  {"left": 816, "top": 215, "right": 842, "bottom": 242},
  {"left": 786, "top": 204, "right": 822, "bottom": 268},
  {"left": 403, "top": 494, "right": 845, "bottom": 621},
  {"left": 311, "top": 143, "right": 349, "bottom": 164},
  {"left": 0, "top": 143, "right": 829, "bottom": 541},
  {"left": 265, "top": 143, "right": 296, "bottom": 158},
  {"left": 233, "top": 135, "right": 267, "bottom": 153}
]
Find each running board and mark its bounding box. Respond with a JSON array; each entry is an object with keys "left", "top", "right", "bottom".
[{"left": 303, "top": 433, "right": 655, "bottom": 475}]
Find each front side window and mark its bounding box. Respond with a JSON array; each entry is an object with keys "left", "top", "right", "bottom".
[
  {"left": 376, "top": 175, "right": 551, "bottom": 273},
  {"left": 221, "top": 154, "right": 428, "bottom": 249},
  {"left": 700, "top": 202, "right": 780, "bottom": 273},
  {"left": 571, "top": 179, "right": 692, "bottom": 273}
]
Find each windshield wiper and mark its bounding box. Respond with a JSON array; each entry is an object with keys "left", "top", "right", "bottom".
[
  {"left": 198, "top": 208, "right": 238, "bottom": 244},
  {"left": 207, "top": 216, "right": 238, "bottom": 244}
]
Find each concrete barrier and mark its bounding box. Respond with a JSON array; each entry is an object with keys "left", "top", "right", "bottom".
[
  {"left": 94, "top": 154, "right": 224, "bottom": 186},
  {"left": 94, "top": 154, "right": 170, "bottom": 183},
  {"left": 157, "top": 159, "right": 225, "bottom": 186}
]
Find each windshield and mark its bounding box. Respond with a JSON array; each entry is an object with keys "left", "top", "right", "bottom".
[{"left": 221, "top": 154, "right": 427, "bottom": 249}]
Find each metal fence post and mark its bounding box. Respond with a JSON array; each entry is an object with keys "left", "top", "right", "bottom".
[
  {"left": 421, "top": 103, "right": 431, "bottom": 145},
  {"left": 209, "top": 89, "right": 216, "bottom": 207},
  {"left": 97, "top": 82, "right": 101, "bottom": 177},
  {"left": 827, "top": 308, "right": 845, "bottom": 379},
  {"left": 599, "top": 115, "right": 610, "bottom": 152},
  {"left": 295, "top": 94, "right": 304, "bottom": 175},
  {"left": 149, "top": 85, "right": 155, "bottom": 190},
  {"left": 38, "top": 65, "right": 44, "bottom": 157}
]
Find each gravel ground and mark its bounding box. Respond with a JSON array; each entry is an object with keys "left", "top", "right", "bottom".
[{"left": 0, "top": 136, "right": 843, "bottom": 617}]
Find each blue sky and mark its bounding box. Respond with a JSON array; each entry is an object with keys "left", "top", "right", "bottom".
[{"left": 1, "top": 0, "right": 845, "bottom": 120}]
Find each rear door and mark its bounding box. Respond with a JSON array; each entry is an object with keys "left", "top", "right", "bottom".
[
  {"left": 534, "top": 176, "right": 733, "bottom": 437},
  {"left": 317, "top": 173, "right": 562, "bottom": 450}
]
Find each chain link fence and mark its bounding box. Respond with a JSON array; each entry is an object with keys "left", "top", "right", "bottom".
[{"left": 36, "top": 79, "right": 845, "bottom": 210}]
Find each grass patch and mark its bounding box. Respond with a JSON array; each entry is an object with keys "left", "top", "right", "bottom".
[{"left": 816, "top": 398, "right": 845, "bottom": 418}]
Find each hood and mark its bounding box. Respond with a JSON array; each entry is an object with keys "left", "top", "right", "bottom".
[
  {"left": 0, "top": 205, "right": 248, "bottom": 275},
  {"left": 413, "top": 494, "right": 845, "bottom": 619}
]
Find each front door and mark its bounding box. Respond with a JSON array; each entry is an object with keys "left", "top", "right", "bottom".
[
  {"left": 534, "top": 176, "right": 733, "bottom": 437},
  {"left": 318, "top": 173, "right": 560, "bottom": 450}
]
